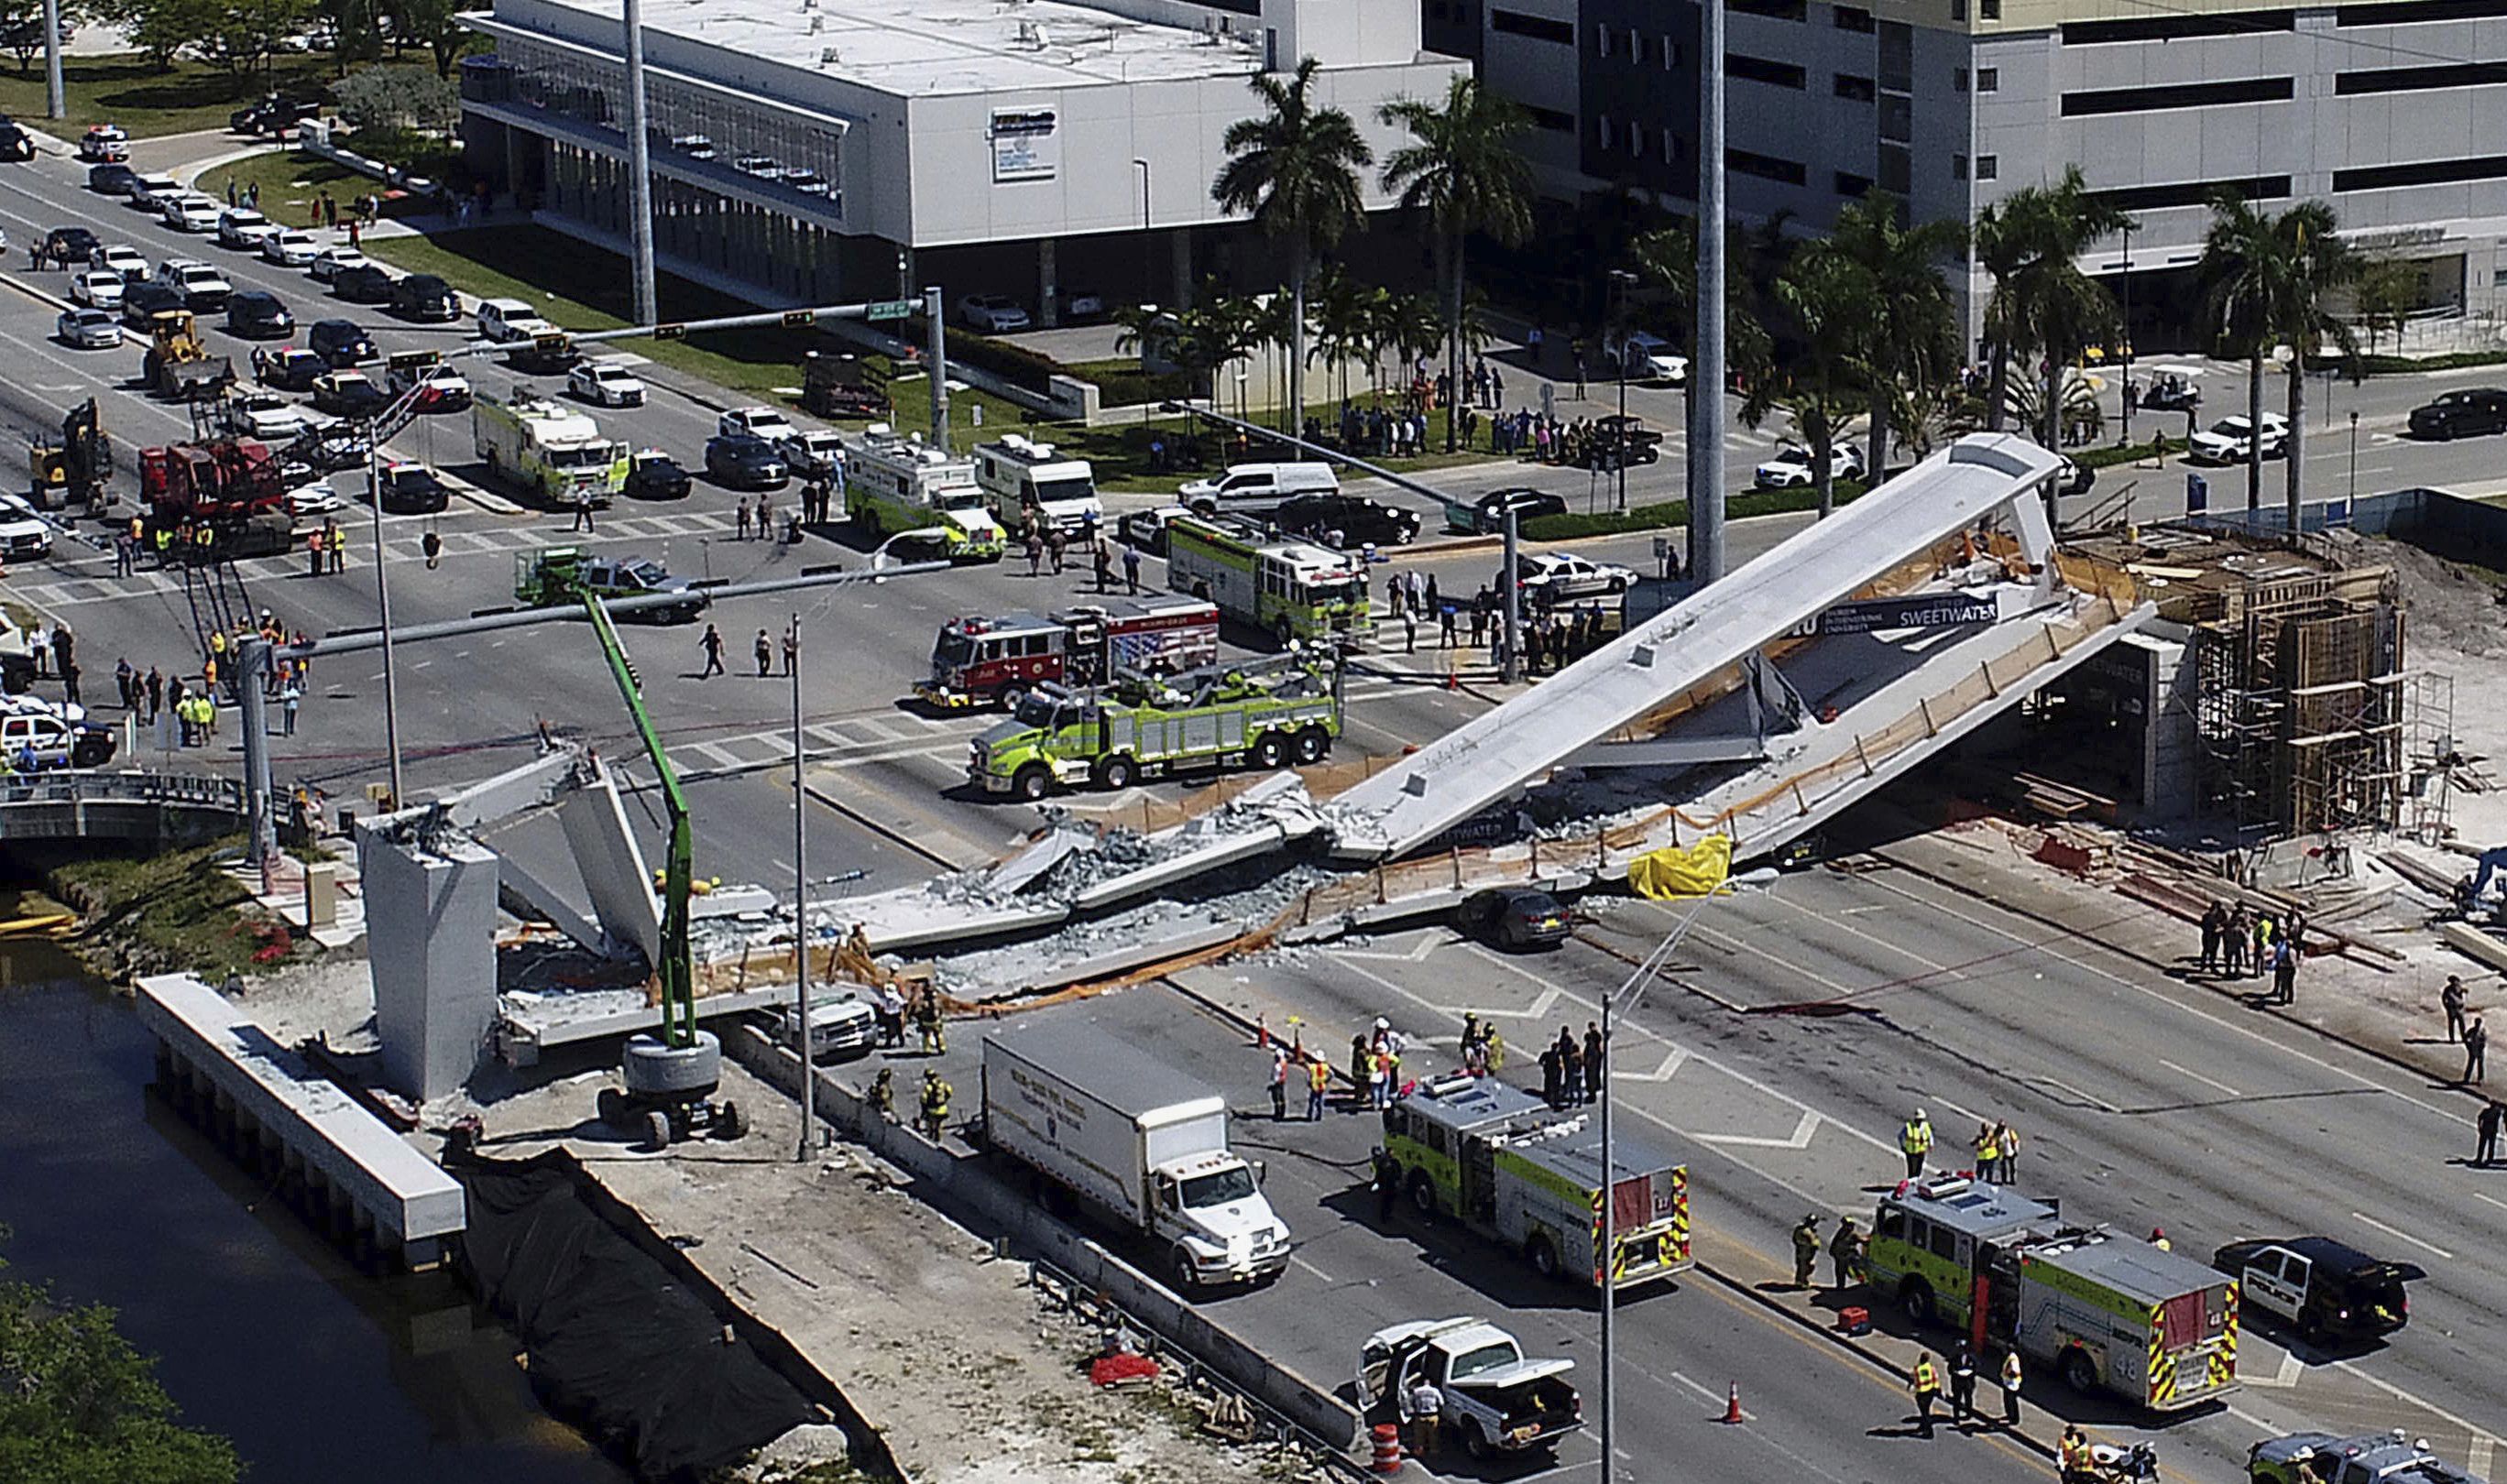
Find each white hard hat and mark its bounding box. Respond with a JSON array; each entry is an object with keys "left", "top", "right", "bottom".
[
  {"left": 1913, "top": 1107, "right": 1927, "bottom": 1119},
  {"left": 1374, "top": 1017, "right": 1389, "bottom": 1031}
]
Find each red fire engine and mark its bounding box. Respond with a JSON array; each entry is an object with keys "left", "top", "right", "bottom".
[{"left": 917, "top": 595, "right": 1219, "bottom": 708}]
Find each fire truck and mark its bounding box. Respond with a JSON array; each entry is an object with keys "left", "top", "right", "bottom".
[
  {"left": 139, "top": 438, "right": 293, "bottom": 557},
  {"left": 917, "top": 596, "right": 1218, "bottom": 709}
]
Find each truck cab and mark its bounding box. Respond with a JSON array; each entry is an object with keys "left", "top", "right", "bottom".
[
  {"left": 514, "top": 549, "right": 707, "bottom": 623},
  {"left": 1357, "top": 1318, "right": 1582, "bottom": 1460},
  {"left": 2250, "top": 1430, "right": 2488, "bottom": 1484}
]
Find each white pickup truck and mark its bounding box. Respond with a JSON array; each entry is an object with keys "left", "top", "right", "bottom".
[{"left": 1357, "top": 1317, "right": 1582, "bottom": 1460}]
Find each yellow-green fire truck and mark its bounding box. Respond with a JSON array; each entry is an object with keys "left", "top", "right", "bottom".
[
  {"left": 843, "top": 424, "right": 1006, "bottom": 562},
  {"left": 1381, "top": 1072, "right": 1692, "bottom": 1291},
  {"left": 1164, "top": 512, "right": 1373, "bottom": 648},
  {"left": 968, "top": 655, "right": 1341, "bottom": 801},
  {"left": 1867, "top": 1177, "right": 2239, "bottom": 1412}
]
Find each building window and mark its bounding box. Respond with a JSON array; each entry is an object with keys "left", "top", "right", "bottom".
[
  {"left": 1953, "top": 153, "right": 1968, "bottom": 180},
  {"left": 2336, "top": 61, "right": 2507, "bottom": 93},
  {"left": 2062, "top": 6, "right": 2291, "bottom": 42},
  {"left": 1834, "top": 3, "right": 1877, "bottom": 27},
  {"left": 1954, "top": 66, "right": 1968, "bottom": 90},
  {"left": 2339, "top": 0, "right": 2507, "bottom": 22},
  {"left": 1977, "top": 66, "right": 1998, "bottom": 91},
  {"left": 1664, "top": 127, "right": 1686, "bottom": 162},
  {"left": 1491, "top": 7, "right": 1574, "bottom": 42},
  {"left": 1628, "top": 122, "right": 1644, "bottom": 156},
  {"left": 1595, "top": 20, "right": 1612, "bottom": 53},
  {"left": 1879, "top": 92, "right": 1912, "bottom": 141},
  {"left": 1597, "top": 114, "right": 1613, "bottom": 150},
  {"left": 1733, "top": 0, "right": 1808, "bottom": 16},
  {"left": 1834, "top": 170, "right": 1872, "bottom": 195},
  {"left": 1730, "top": 53, "right": 1809, "bottom": 88},
  {"left": 2334, "top": 153, "right": 2507, "bottom": 191},
  {"left": 1976, "top": 154, "right": 1998, "bottom": 180},
  {"left": 2088, "top": 174, "right": 2291, "bottom": 212},
  {"left": 1663, "top": 36, "right": 1681, "bottom": 66},
  {"left": 2061, "top": 77, "right": 2294, "bottom": 115},
  {"left": 1952, "top": 0, "right": 1966, "bottom": 19},
  {"left": 1729, "top": 147, "right": 1809, "bottom": 185},
  {"left": 1525, "top": 104, "right": 1575, "bottom": 130},
  {"left": 1835, "top": 72, "right": 1877, "bottom": 101},
  {"left": 1628, "top": 26, "right": 1641, "bottom": 55},
  {"left": 1981, "top": 0, "right": 1999, "bottom": 16}
]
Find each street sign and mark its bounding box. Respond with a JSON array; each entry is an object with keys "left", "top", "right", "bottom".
[
  {"left": 653, "top": 322, "right": 686, "bottom": 341},
  {"left": 532, "top": 333, "right": 572, "bottom": 354},
  {"left": 781, "top": 310, "right": 816, "bottom": 328},
  {"left": 863, "top": 299, "right": 917, "bottom": 322}
]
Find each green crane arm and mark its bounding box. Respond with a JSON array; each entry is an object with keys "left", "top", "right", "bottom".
[{"left": 580, "top": 591, "right": 697, "bottom": 1049}]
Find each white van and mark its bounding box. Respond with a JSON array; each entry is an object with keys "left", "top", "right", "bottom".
[
  {"left": 1177, "top": 462, "right": 1339, "bottom": 516},
  {"left": 476, "top": 297, "right": 553, "bottom": 344}
]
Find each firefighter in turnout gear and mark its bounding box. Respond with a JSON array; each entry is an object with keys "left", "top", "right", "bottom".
[
  {"left": 1900, "top": 1108, "right": 1934, "bottom": 1179},
  {"left": 870, "top": 1066, "right": 895, "bottom": 1121},
  {"left": 1792, "top": 1214, "right": 1823, "bottom": 1288},
  {"left": 918, "top": 1069, "right": 952, "bottom": 1140},
  {"left": 1829, "top": 1214, "right": 1865, "bottom": 1291},
  {"left": 914, "top": 988, "right": 947, "bottom": 1055}
]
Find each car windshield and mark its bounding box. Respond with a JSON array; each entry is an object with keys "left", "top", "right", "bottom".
[
  {"left": 1177, "top": 1166, "right": 1256, "bottom": 1209},
  {"left": 2209, "top": 419, "right": 2250, "bottom": 436},
  {"left": 548, "top": 447, "right": 608, "bottom": 469},
  {"left": 1033, "top": 475, "right": 1095, "bottom": 507},
  {"left": 934, "top": 632, "right": 975, "bottom": 666},
  {"left": 597, "top": 366, "right": 634, "bottom": 383},
  {"left": 1298, "top": 575, "right": 1362, "bottom": 607},
  {"left": 619, "top": 560, "right": 666, "bottom": 586},
  {"left": 1447, "top": 1341, "right": 1519, "bottom": 1382},
  {"left": 1013, "top": 693, "right": 1069, "bottom": 728}
]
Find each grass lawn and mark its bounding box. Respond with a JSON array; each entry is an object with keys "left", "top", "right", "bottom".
[
  {"left": 192, "top": 148, "right": 367, "bottom": 221},
  {"left": 51, "top": 835, "right": 315, "bottom": 979},
  {"left": 0, "top": 53, "right": 337, "bottom": 138}
]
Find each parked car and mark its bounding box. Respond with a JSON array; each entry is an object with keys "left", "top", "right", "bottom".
[
  {"left": 388, "top": 273, "right": 461, "bottom": 322},
  {"left": 1510, "top": 550, "right": 1637, "bottom": 601},
  {"left": 2212, "top": 1237, "right": 2422, "bottom": 1342},
  {"left": 251, "top": 344, "right": 329, "bottom": 392},
  {"left": 44, "top": 225, "right": 100, "bottom": 264},
  {"left": 286, "top": 479, "right": 345, "bottom": 518},
  {"left": 159, "top": 193, "right": 223, "bottom": 234},
  {"left": 307, "top": 245, "right": 370, "bottom": 283},
  {"left": 1116, "top": 505, "right": 1188, "bottom": 556},
  {"left": 1273, "top": 493, "right": 1421, "bottom": 548},
  {"left": 118, "top": 280, "right": 184, "bottom": 328},
  {"left": 230, "top": 96, "right": 320, "bottom": 136},
  {"left": 772, "top": 990, "right": 880, "bottom": 1061},
  {"left": 1754, "top": 442, "right": 1867, "bottom": 489},
  {"left": 568, "top": 357, "right": 647, "bottom": 407},
  {"left": 0, "top": 710, "right": 116, "bottom": 769},
  {"left": 89, "top": 242, "right": 147, "bottom": 282},
  {"left": 122, "top": 172, "right": 180, "bottom": 209},
  {"left": 2406, "top": 387, "right": 2507, "bottom": 441},
  {"left": 1452, "top": 486, "right": 1567, "bottom": 535},
  {"left": 84, "top": 163, "right": 138, "bottom": 195},
  {"left": 214, "top": 208, "right": 275, "bottom": 250},
  {"left": 390, "top": 360, "right": 471, "bottom": 412},
  {"left": 260, "top": 229, "right": 320, "bottom": 267},
  {"left": 666, "top": 134, "right": 717, "bottom": 160},
  {"left": 777, "top": 167, "right": 831, "bottom": 197},
  {"left": 1060, "top": 287, "right": 1108, "bottom": 321},
  {"left": 68, "top": 270, "right": 123, "bottom": 311},
  {"left": 1577, "top": 413, "right": 1664, "bottom": 471},
  {"left": 718, "top": 405, "right": 797, "bottom": 442},
  {"left": 154, "top": 259, "right": 233, "bottom": 312},
  {"left": 957, "top": 294, "right": 1031, "bottom": 333},
  {"left": 224, "top": 289, "right": 294, "bottom": 338},
  {"left": 54, "top": 307, "right": 120, "bottom": 350},
  {"left": 0, "top": 494, "right": 51, "bottom": 561},
  {"left": 76, "top": 124, "right": 127, "bottom": 162},
  {"left": 624, "top": 449, "right": 691, "bottom": 500},
  {"left": 779, "top": 428, "right": 845, "bottom": 480},
  {"left": 731, "top": 153, "right": 777, "bottom": 177},
  {"left": 311, "top": 369, "right": 387, "bottom": 418},
  {"left": 1457, "top": 887, "right": 1572, "bottom": 951},
  {"left": 704, "top": 433, "right": 789, "bottom": 490},
  {"left": 1603, "top": 330, "right": 1689, "bottom": 385},
  {"left": 307, "top": 318, "right": 376, "bottom": 367},
  {"left": 2052, "top": 454, "right": 2094, "bottom": 497},
  {"left": 376, "top": 460, "right": 451, "bottom": 514},
  {"left": 2187, "top": 412, "right": 2289, "bottom": 464},
  {"left": 2136, "top": 371, "right": 2201, "bottom": 412},
  {"left": 289, "top": 421, "right": 373, "bottom": 473},
  {"left": 475, "top": 296, "right": 553, "bottom": 344},
  {"left": 330, "top": 264, "right": 394, "bottom": 304}
]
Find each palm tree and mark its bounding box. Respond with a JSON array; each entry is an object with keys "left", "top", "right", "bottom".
[
  {"left": 1307, "top": 263, "right": 1369, "bottom": 409},
  {"left": 1630, "top": 216, "right": 1779, "bottom": 402},
  {"left": 1820, "top": 192, "right": 1965, "bottom": 481},
  {"left": 1742, "top": 251, "right": 1871, "bottom": 518},
  {"left": 2202, "top": 196, "right": 2360, "bottom": 527},
  {"left": 1973, "top": 169, "right": 2131, "bottom": 444},
  {"left": 1379, "top": 77, "right": 1535, "bottom": 451},
  {"left": 1211, "top": 57, "right": 1374, "bottom": 437}
]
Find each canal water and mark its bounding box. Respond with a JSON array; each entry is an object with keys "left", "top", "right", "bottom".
[{"left": 0, "top": 925, "right": 629, "bottom": 1484}]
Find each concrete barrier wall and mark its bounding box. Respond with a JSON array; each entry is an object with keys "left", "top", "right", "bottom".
[
  {"left": 2185, "top": 486, "right": 2507, "bottom": 564},
  {"left": 725, "top": 1027, "right": 1362, "bottom": 1451}
]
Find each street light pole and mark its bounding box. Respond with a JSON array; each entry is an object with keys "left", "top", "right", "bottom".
[
  {"left": 1689, "top": 0, "right": 1728, "bottom": 586},
  {"left": 366, "top": 434, "right": 404, "bottom": 807},
  {"left": 790, "top": 609, "right": 814, "bottom": 1162},
  {"left": 1610, "top": 268, "right": 1636, "bottom": 513},
  {"left": 2348, "top": 409, "right": 2359, "bottom": 508},
  {"left": 40, "top": 0, "right": 62, "bottom": 120},
  {"left": 619, "top": 0, "right": 659, "bottom": 326},
  {"left": 2118, "top": 224, "right": 2133, "bottom": 447}
]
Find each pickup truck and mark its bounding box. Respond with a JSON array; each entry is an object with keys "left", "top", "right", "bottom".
[{"left": 1357, "top": 1317, "right": 1582, "bottom": 1460}]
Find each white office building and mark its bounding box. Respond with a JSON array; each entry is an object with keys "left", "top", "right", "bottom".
[
  {"left": 1432, "top": 0, "right": 2507, "bottom": 341},
  {"left": 457, "top": 0, "right": 1466, "bottom": 317}
]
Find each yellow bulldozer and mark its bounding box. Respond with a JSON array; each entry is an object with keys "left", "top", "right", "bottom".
[{"left": 141, "top": 310, "right": 236, "bottom": 402}]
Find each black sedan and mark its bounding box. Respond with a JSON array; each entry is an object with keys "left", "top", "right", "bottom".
[
  {"left": 624, "top": 450, "right": 691, "bottom": 500},
  {"left": 389, "top": 273, "right": 461, "bottom": 322},
  {"left": 84, "top": 163, "right": 137, "bottom": 195},
  {"left": 43, "top": 225, "right": 99, "bottom": 263},
  {"left": 252, "top": 344, "right": 328, "bottom": 392},
  {"left": 1274, "top": 493, "right": 1420, "bottom": 548},
  {"left": 225, "top": 290, "right": 294, "bottom": 338},
  {"left": 2406, "top": 388, "right": 2507, "bottom": 441},
  {"left": 1453, "top": 486, "right": 1568, "bottom": 535},
  {"left": 311, "top": 371, "right": 387, "bottom": 418},
  {"left": 1458, "top": 887, "right": 1571, "bottom": 951},
  {"left": 307, "top": 318, "right": 376, "bottom": 367},
  {"left": 376, "top": 462, "right": 450, "bottom": 514},
  {"left": 331, "top": 264, "right": 394, "bottom": 304},
  {"left": 703, "top": 433, "right": 788, "bottom": 490},
  {"left": 118, "top": 280, "right": 184, "bottom": 328}
]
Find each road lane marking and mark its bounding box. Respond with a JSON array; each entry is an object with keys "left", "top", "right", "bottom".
[
  {"left": 1692, "top": 1110, "right": 1822, "bottom": 1151},
  {"left": 2158, "top": 1057, "right": 2243, "bottom": 1098},
  {"left": 1287, "top": 1253, "right": 1335, "bottom": 1284},
  {"left": 2335, "top": 1358, "right": 2497, "bottom": 1451},
  {"left": 2241, "top": 1348, "right": 2304, "bottom": 1388},
  {"left": 2472, "top": 1191, "right": 2507, "bottom": 1215},
  {"left": 2348, "top": 1210, "right": 2452, "bottom": 1260},
  {"left": 1613, "top": 1047, "right": 1689, "bottom": 1083}
]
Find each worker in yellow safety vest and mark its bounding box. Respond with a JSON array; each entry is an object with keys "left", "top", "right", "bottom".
[
  {"left": 918, "top": 1068, "right": 950, "bottom": 1140},
  {"left": 2059, "top": 1425, "right": 2096, "bottom": 1483},
  {"left": 1910, "top": 1352, "right": 1942, "bottom": 1438},
  {"left": 1974, "top": 1122, "right": 1999, "bottom": 1184},
  {"left": 1900, "top": 1108, "right": 1933, "bottom": 1180}
]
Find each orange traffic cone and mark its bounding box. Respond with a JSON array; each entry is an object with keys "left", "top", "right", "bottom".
[{"left": 1723, "top": 1382, "right": 1743, "bottom": 1424}]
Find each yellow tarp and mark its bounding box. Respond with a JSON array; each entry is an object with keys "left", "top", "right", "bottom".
[{"left": 1627, "top": 835, "right": 1734, "bottom": 901}]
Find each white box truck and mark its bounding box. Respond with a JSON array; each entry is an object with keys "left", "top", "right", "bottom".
[{"left": 981, "top": 1021, "right": 1291, "bottom": 1293}]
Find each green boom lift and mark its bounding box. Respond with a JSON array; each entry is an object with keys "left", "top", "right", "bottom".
[{"left": 580, "top": 590, "right": 747, "bottom": 1149}]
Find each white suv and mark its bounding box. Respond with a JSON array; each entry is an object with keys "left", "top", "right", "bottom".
[
  {"left": 718, "top": 405, "right": 797, "bottom": 442},
  {"left": 161, "top": 192, "right": 223, "bottom": 233},
  {"left": 957, "top": 294, "right": 1031, "bottom": 333},
  {"left": 216, "top": 207, "right": 276, "bottom": 249},
  {"left": 2189, "top": 413, "right": 2290, "bottom": 464},
  {"left": 155, "top": 259, "right": 234, "bottom": 312}
]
